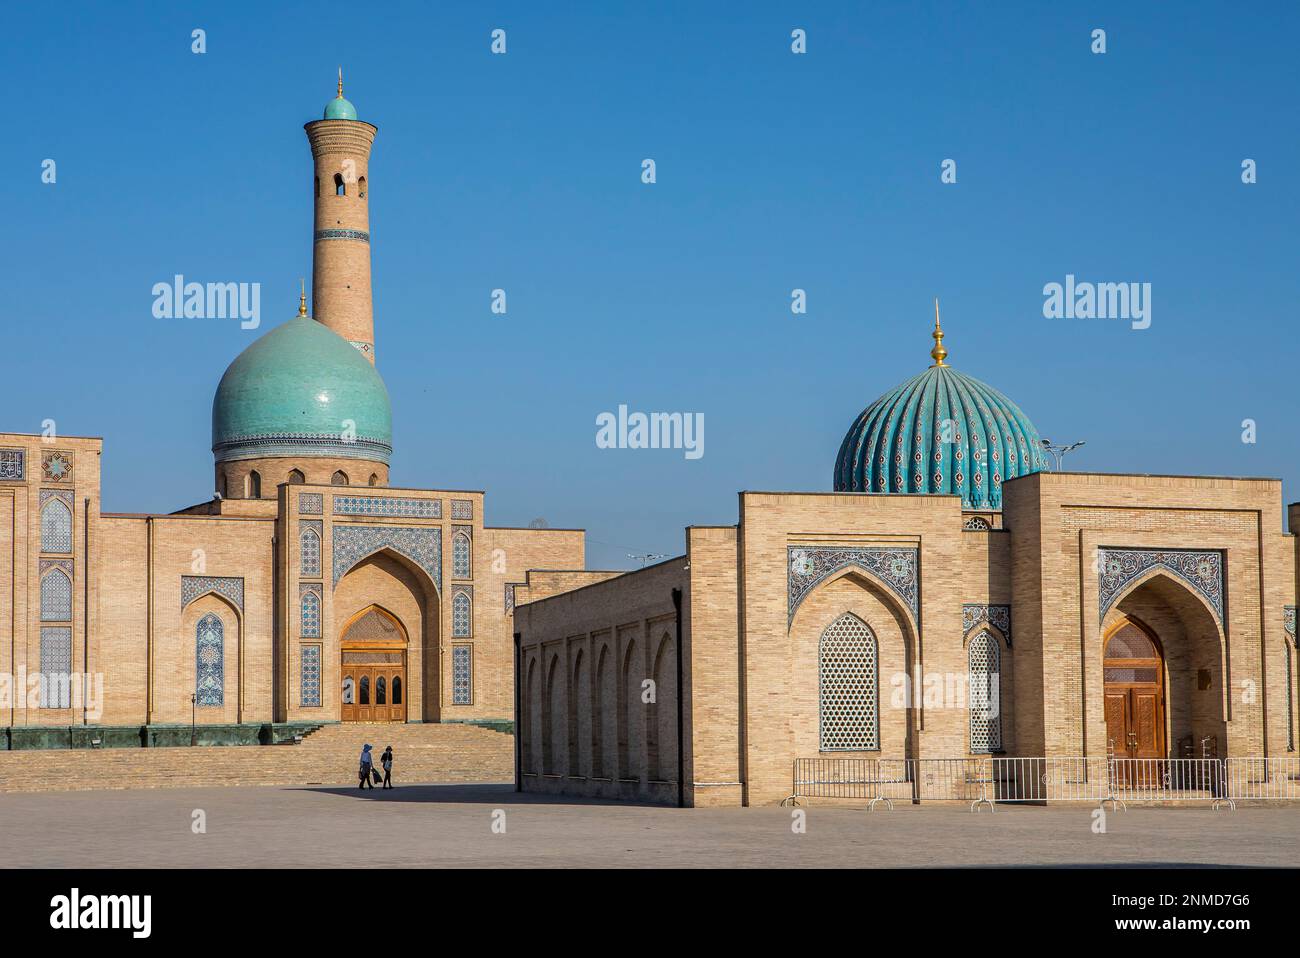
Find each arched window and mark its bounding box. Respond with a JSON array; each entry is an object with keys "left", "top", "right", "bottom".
[
  {"left": 452, "top": 532, "right": 471, "bottom": 578},
  {"left": 40, "top": 498, "right": 72, "bottom": 553},
  {"left": 392, "top": 675, "right": 402, "bottom": 705},
  {"left": 452, "top": 591, "right": 471, "bottom": 637},
  {"left": 301, "top": 590, "right": 320, "bottom": 637},
  {"left": 968, "top": 631, "right": 1003, "bottom": 753},
  {"left": 41, "top": 569, "right": 72, "bottom": 621},
  {"left": 359, "top": 675, "right": 370, "bottom": 705},
  {"left": 818, "top": 613, "right": 878, "bottom": 751},
  {"left": 314, "top": 175, "right": 320, "bottom": 197},
  {"left": 331, "top": 470, "right": 349, "bottom": 486},
  {"left": 376, "top": 675, "right": 386, "bottom": 705},
  {"left": 288, "top": 469, "right": 305, "bottom": 484},
  {"left": 368, "top": 473, "right": 379, "bottom": 486},
  {"left": 358, "top": 176, "right": 366, "bottom": 198},
  {"left": 218, "top": 471, "right": 227, "bottom": 498},
  {"left": 334, "top": 172, "right": 345, "bottom": 196},
  {"left": 195, "top": 613, "right": 224, "bottom": 707},
  {"left": 248, "top": 471, "right": 262, "bottom": 499},
  {"left": 300, "top": 528, "right": 321, "bottom": 577},
  {"left": 342, "top": 675, "right": 355, "bottom": 705}
]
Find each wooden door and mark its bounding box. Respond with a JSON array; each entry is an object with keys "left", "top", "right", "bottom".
[
  {"left": 341, "top": 660, "right": 406, "bottom": 722},
  {"left": 1103, "top": 618, "right": 1166, "bottom": 787}
]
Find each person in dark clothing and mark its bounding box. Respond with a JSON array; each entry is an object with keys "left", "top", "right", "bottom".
[
  {"left": 358, "top": 743, "right": 375, "bottom": 789},
  {"left": 381, "top": 746, "right": 394, "bottom": 789}
]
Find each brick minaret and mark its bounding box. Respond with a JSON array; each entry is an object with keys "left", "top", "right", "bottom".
[{"left": 305, "top": 71, "right": 378, "bottom": 363}]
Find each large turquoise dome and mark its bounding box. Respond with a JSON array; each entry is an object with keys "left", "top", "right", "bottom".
[
  {"left": 212, "top": 313, "right": 392, "bottom": 464},
  {"left": 833, "top": 321, "right": 1045, "bottom": 509}
]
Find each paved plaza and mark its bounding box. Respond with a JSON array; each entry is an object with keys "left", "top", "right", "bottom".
[{"left": 1, "top": 783, "right": 1296, "bottom": 868}]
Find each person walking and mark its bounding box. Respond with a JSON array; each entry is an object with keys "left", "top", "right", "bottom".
[
  {"left": 358, "top": 743, "right": 375, "bottom": 789},
  {"left": 381, "top": 745, "right": 394, "bottom": 789}
]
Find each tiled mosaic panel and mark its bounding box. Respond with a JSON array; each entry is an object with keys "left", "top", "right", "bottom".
[
  {"left": 962, "top": 604, "right": 1011, "bottom": 647},
  {"left": 40, "top": 496, "right": 73, "bottom": 553},
  {"left": 818, "top": 613, "right": 878, "bottom": 751},
  {"left": 299, "top": 492, "right": 324, "bottom": 515},
  {"left": 300, "top": 522, "right": 322, "bottom": 577},
  {"left": 40, "top": 568, "right": 72, "bottom": 621},
  {"left": 789, "top": 545, "right": 918, "bottom": 626},
  {"left": 450, "top": 499, "right": 473, "bottom": 520},
  {"left": 181, "top": 576, "right": 245, "bottom": 611},
  {"left": 968, "top": 631, "right": 1002, "bottom": 752},
  {"left": 0, "top": 448, "right": 24, "bottom": 480},
  {"left": 333, "top": 495, "right": 440, "bottom": 518},
  {"left": 39, "top": 626, "right": 72, "bottom": 708},
  {"left": 301, "top": 644, "right": 322, "bottom": 708},
  {"left": 504, "top": 583, "right": 517, "bottom": 615},
  {"left": 452, "top": 644, "right": 472, "bottom": 704},
  {"left": 300, "top": 586, "right": 321, "bottom": 637},
  {"left": 452, "top": 589, "right": 472, "bottom": 637},
  {"left": 195, "top": 613, "right": 224, "bottom": 706},
  {"left": 332, "top": 525, "right": 441, "bottom": 588},
  {"left": 452, "top": 529, "right": 471, "bottom": 579},
  {"left": 1097, "top": 548, "right": 1224, "bottom": 623}
]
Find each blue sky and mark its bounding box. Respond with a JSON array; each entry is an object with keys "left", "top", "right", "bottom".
[{"left": 6, "top": 2, "right": 1298, "bottom": 568}]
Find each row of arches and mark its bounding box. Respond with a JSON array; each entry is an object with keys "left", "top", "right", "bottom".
[
  {"left": 220, "top": 467, "right": 381, "bottom": 499},
  {"left": 521, "top": 631, "right": 678, "bottom": 785},
  {"left": 316, "top": 173, "right": 367, "bottom": 198}
]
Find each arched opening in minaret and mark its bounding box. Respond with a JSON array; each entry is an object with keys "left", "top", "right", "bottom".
[
  {"left": 288, "top": 469, "right": 305, "bottom": 484},
  {"left": 332, "top": 470, "right": 349, "bottom": 486},
  {"left": 358, "top": 176, "right": 366, "bottom": 198},
  {"left": 247, "top": 471, "right": 261, "bottom": 499},
  {"left": 334, "top": 172, "right": 345, "bottom": 196},
  {"left": 314, "top": 175, "right": 319, "bottom": 197},
  {"left": 368, "top": 473, "right": 379, "bottom": 487}
]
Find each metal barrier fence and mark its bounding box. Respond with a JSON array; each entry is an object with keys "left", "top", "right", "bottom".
[{"left": 785, "top": 755, "right": 1300, "bottom": 810}]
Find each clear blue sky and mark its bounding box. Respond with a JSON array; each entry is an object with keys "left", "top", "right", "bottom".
[{"left": 6, "top": 2, "right": 1298, "bottom": 569}]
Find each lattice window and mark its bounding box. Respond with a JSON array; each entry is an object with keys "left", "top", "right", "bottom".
[
  {"left": 452, "top": 644, "right": 472, "bottom": 704},
  {"left": 41, "top": 498, "right": 72, "bottom": 553},
  {"left": 968, "top": 631, "right": 1003, "bottom": 753},
  {"left": 301, "top": 644, "right": 321, "bottom": 708},
  {"left": 963, "top": 516, "right": 991, "bottom": 531},
  {"left": 41, "top": 569, "right": 72, "bottom": 621},
  {"left": 818, "top": 613, "right": 878, "bottom": 751},
  {"left": 300, "top": 528, "right": 321, "bottom": 577},
  {"left": 452, "top": 531, "right": 471, "bottom": 579},
  {"left": 39, "top": 627, "right": 72, "bottom": 708},
  {"left": 301, "top": 590, "right": 321, "bottom": 638},
  {"left": 195, "top": 613, "right": 224, "bottom": 707},
  {"left": 452, "top": 591, "right": 471, "bottom": 637}
]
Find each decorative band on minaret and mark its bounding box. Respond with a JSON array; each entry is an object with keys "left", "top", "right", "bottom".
[{"left": 304, "top": 70, "right": 378, "bottom": 363}]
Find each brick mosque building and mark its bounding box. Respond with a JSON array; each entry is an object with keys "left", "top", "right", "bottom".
[
  {"left": 515, "top": 316, "right": 1300, "bottom": 806},
  {"left": 0, "top": 80, "right": 589, "bottom": 749}
]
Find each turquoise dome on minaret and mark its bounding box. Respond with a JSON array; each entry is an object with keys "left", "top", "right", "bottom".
[
  {"left": 211, "top": 294, "right": 392, "bottom": 464},
  {"left": 323, "top": 68, "right": 357, "bottom": 119},
  {"left": 833, "top": 305, "right": 1046, "bottom": 509}
]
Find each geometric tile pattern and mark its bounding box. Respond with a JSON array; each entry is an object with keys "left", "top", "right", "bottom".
[
  {"left": 39, "top": 493, "right": 73, "bottom": 553},
  {"left": 300, "top": 522, "right": 322, "bottom": 578},
  {"left": 301, "top": 644, "right": 321, "bottom": 708},
  {"left": 41, "top": 450, "right": 73, "bottom": 483},
  {"left": 39, "top": 626, "right": 72, "bottom": 709},
  {"left": 334, "top": 495, "right": 440, "bottom": 518},
  {"left": 450, "top": 499, "right": 473, "bottom": 520},
  {"left": 452, "top": 529, "right": 471, "bottom": 579},
  {"left": 789, "top": 545, "right": 918, "bottom": 627},
  {"left": 195, "top": 612, "right": 224, "bottom": 707},
  {"left": 452, "top": 589, "right": 472, "bottom": 637},
  {"left": 452, "top": 644, "right": 472, "bottom": 704},
  {"left": 504, "top": 583, "right": 517, "bottom": 615},
  {"left": 818, "top": 613, "right": 878, "bottom": 751},
  {"left": 332, "top": 524, "right": 442, "bottom": 590},
  {"left": 314, "top": 229, "right": 370, "bottom": 243},
  {"left": 1097, "top": 548, "right": 1224, "bottom": 625},
  {"left": 1285, "top": 605, "right": 1296, "bottom": 642},
  {"left": 181, "top": 575, "right": 245, "bottom": 612},
  {"left": 967, "top": 630, "right": 1002, "bottom": 753},
  {"left": 299, "top": 493, "right": 324, "bottom": 515},
  {"left": 300, "top": 585, "right": 321, "bottom": 638},
  {"left": 40, "top": 567, "right": 72, "bottom": 621},
  {"left": 0, "top": 448, "right": 24, "bottom": 481},
  {"left": 962, "top": 604, "right": 1012, "bottom": 647}
]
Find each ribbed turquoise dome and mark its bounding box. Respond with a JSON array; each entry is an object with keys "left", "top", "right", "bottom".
[
  {"left": 212, "top": 314, "right": 392, "bottom": 464},
  {"left": 324, "top": 96, "right": 357, "bottom": 120},
  {"left": 833, "top": 360, "right": 1045, "bottom": 509}
]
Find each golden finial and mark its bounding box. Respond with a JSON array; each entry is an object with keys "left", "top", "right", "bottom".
[
  {"left": 930, "top": 297, "right": 948, "bottom": 366},
  {"left": 298, "top": 279, "right": 308, "bottom": 317},
  {"left": 337, "top": 67, "right": 344, "bottom": 99}
]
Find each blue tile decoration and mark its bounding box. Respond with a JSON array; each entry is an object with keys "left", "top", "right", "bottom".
[
  {"left": 452, "top": 527, "right": 471, "bottom": 579},
  {"left": 504, "top": 582, "right": 518, "bottom": 615},
  {"left": 962, "top": 604, "right": 1012, "bottom": 647},
  {"left": 41, "top": 450, "right": 73, "bottom": 483},
  {"left": 452, "top": 588, "right": 472, "bottom": 637},
  {"left": 1285, "top": 606, "right": 1295, "bottom": 642},
  {"left": 332, "top": 524, "right": 442, "bottom": 589},
  {"left": 451, "top": 499, "right": 473, "bottom": 520},
  {"left": 300, "top": 520, "right": 322, "bottom": 577},
  {"left": 452, "top": 644, "right": 472, "bottom": 704},
  {"left": 300, "top": 585, "right": 321, "bottom": 637},
  {"left": 40, "top": 566, "right": 72, "bottom": 621},
  {"left": 788, "top": 545, "right": 919, "bottom": 627},
  {"left": 299, "top": 492, "right": 324, "bottom": 515},
  {"left": 334, "top": 495, "right": 440, "bottom": 518},
  {"left": 0, "top": 448, "right": 24, "bottom": 481},
  {"left": 301, "top": 644, "right": 322, "bottom": 707},
  {"left": 39, "top": 626, "right": 72, "bottom": 708},
  {"left": 314, "top": 229, "right": 370, "bottom": 242},
  {"left": 195, "top": 613, "right": 224, "bottom": 706},
  {"left": 1098, "top": 548, "right": 1224, "bottom": 625},
  {"left": 181, "top": 575, "right": 245, "bottom": 612},
  {"left": 39, "top": 490, "right": 74, "bottom": 553}
]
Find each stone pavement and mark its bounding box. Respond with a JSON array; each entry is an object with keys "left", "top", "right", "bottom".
[{"left": 2, "top": 783, "right": 1296, "bottom": 868}]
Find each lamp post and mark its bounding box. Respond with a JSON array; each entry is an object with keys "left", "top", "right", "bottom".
[
  {"left": 190, "top": 693, "right": 197, "bottom": 747},
  {"left": 1039, "top": 438, "right": 1086, "bottom": 471},
  {"left": 628, "top": 553, "right": 668, "bottom": 568}
]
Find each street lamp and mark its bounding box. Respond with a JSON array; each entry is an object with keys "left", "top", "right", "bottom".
[
  {"left": 628, "top": 553, "right": 668, "bottom": 568},
  {"left": 1039, "top": 438, "right": 1086, "bottom": 471}
]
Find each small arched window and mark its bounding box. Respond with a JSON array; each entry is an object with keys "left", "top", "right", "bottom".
[
  {"left": 452, "top": 532, "right": 471, "bottom": 579},
  {"left": 218, "top": 471, "right": 228, "bottom": 498},
  {"left": 358, "top": 176, "right": 366, "bottom": 198},
  {"left": 818, "top": 613, "right": 878, "bottom": 751},
  {"left": 334, "top": 172, "right": 345, "bottom": 196},
  {"left": 248, "top": 471, "right": 262, "bottom": 499},
  {"left": 368, "top": 473, "right": 379, "bottom": 487},
  {"left": 288, "top": 469, "right": 305, "bottom": 484},
  {"left": 968, "top": 631, "right": 1003, "bottom": 753},
  {"left": 376, "top": 675, "right": 386, "bottom": 705},
  {"left": 40, "top": 498, "right": 73, "bottom": 553},
  {"left": 301, "top": 590, "right": 320, "bottom": 637},
  {"left": 452, "top": 591, "right": 472, "bottom": 637},
  {"left": 41, "top": 569, "right": 72, "bottom": 621},
  {"left": 195, "top": 613, "right": 224, "bottom": 707},
  {"left": 342, "top": 675, "right": 355, "bottom": 704},
  {"left": 332, "top": 470, "right": 349, "bottom": 486},
  {"left": 392, "top": 675, "right": 402, "bottom": 704},
  {"left": 300, "top": 528, "right": 321, "bottom": 577},
  {"left": 314, "top": 175, "right": 320, "bottom": 197},
  {"left": 359, "top": 675, "right": 370, "bottom": 704}
]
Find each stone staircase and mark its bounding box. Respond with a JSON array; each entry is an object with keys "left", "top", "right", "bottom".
[{"left": 0, "top": 723, "right": 514, "bottom": 794}]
